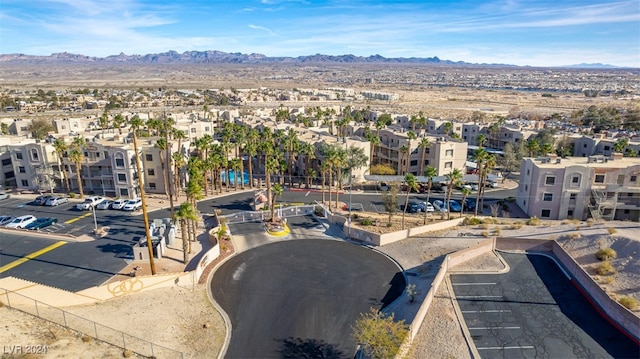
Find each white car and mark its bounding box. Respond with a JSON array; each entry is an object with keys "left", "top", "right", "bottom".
[
  {"left": 122, "top": 198, "right": 142, "bottom": 211},
  {"left": 0, "top": 191, "right": 9, "bottom": 200},
  {"left": 0, "top": 215, "right": 14, "bottom": 225},
  {"left": 111, "top": 199, "right": 128, "bottom": 210},
  {"left": 76, "top": 196, "right": 105, "bottom": 210},
  {"left": 5, "top": 215, "right": 37, "bottom": 229},
  {"left": 45, "top": 196, "right": 68, "bottom": 206},
  {"left": 420, "top": 201, "right": 435, "bottom": 212},
  {"left": 96, "top": 200, "right": 114, "bottom": 210}
]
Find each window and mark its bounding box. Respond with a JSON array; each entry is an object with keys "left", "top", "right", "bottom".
[
  {"left": 31, "top": 149, "right": 38, "bottom": 160},
  {"left": 545, "top": 176, "right": 555, "bottom": 185},
  {"left": 595, "top": 174, "right": 605, "bottom": 183},
  {"left": 526, "top": 169, "right": 530, "bottom": 175},
  {"left": 523, "top": 200, "right": 526, "bottom": 206},
  {"left": 146, "top": 154, "right": 153, "bottom": 161},
  {"left": 191, "top": 128, "right": 196, "bottom": 133},
  {"left": 617, "top": 174, "right": 625, "bottom": 185},
  {"left": 117, "top": 173, "right": 127, "bottom": 183},
  {"left": 205, "top": 126, "right": 210, "bottom": 132},
  {"left": 445, "top": 149, "right": 454, "bottom": 157},
  {"left": 149, "top": 182, "right": 156, "bottom": 190},
  {"left": 18, "top": 166, "right": 25, "bottom": 173},
  {"left": 631, "top": 176, "right": 637, "bottom": 182},
  {"left": 1, "top": 159, "right": 10, "bottom": 166},
  {"left": 525, "top": 185, "right": 528, "bottom": 191},
  {"left": 568, "top": 209, "right": 574, "bottom": 216},
  {"left": 570, "top": 193, "right": 577, "bottom": 200},
  {"left": 628, "top": 193, "right": 634, "bottom": 197},
  {"left": 541, "top": 209, "right": 551, "bottom": 218},
  {"left": 543, "top": 193, "right": 553, "bottom": 201},
  {"left": 115, "top": 154, "right": 125, "bottom": 168},
  {"left": 15, "top": 151, "right": 23, "bottom": 160},
  {"left": 583, "top": 144, "right": 587, "bottom": 148},
  {"left": 410, "top": 160, "right": 418, "bottom": 166},
  {"left": 572, "top": 176, "right": 580, "bottom": 185},
  {"left": 148, "top": 169, "right": 155, "bottom": 176},
  {"left": 21, "top": 179, "right": 28, "bottom": 187},
  {"left": 604, "top": 145, "right": 610, "bottom": 151},
  {"left": 444, "top": 162, "right": 452, "bottom": 169},
  {"left": 624, "top": 209, "right": 630, "bottom": 214},
  {"left": 119, "top": 188, "right": 128, "bottom": 196}
]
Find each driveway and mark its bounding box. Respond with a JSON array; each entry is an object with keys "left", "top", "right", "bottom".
[{"left": 211, "top": 239, "right": 405, "bottom": 358}]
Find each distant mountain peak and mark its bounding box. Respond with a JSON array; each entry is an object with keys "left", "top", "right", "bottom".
[{"left": 563, "top": 63, "right": 618, "bottom": 69}]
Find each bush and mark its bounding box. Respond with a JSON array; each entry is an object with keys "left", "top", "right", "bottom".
[
  {"left": 360, "top": 218, "right": 373, "bottom": 226},
  {"left": 595, "top": 260, "right": 616, "bottom": 275},
  {"left": 69, "top": 192, "right": 76, "bottom": 198},
  {"left": 509, "top": 223, "right": 523, "bottom": 230},
  {"left": 608, "top": 227, "right": 617, "bottom": 234},
  {"left": 526, "top": 216, "right": 541, "bottom": 226},
  {"left": 587, "top": 219, "right": 594, "bottom": 227},
  {"left": 618, "top": 296, "right": 639, "bottom": 310},
  {"left": 596, "top": 248, "right": 617, "bottom": 261},
  {"left": 481, "top": 231, "right": 490, "bottom": 237},
  {"left": 463, "top": 217, "right": 482, "bottom": 225},
  {"left": 314, "top": 206, "right": 325, "bottom": 217},
  {"left": 479, "top": 223, "right": 490, "bottom": 230},
  {"left": 493, "top": 227, "right": 502, "bottom": 236}
]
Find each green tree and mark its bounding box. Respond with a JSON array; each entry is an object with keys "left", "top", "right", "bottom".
[
  {"left": 402, "top": 173, "right": 419, "bottom": 230},
  {"left": 112, "top": 113, "right": 126, "bottom": 135},
  {"left": 175, "top": 202, "right": 197, "bottom": 264},
  {"left": 418, "top": 137, "right": 430, "bottom": 176},
  {"left": 27, "top": 118, "right": 54, "bottom": 140},
  {"left": 525, "top": 138, "right": 540, "bottom": 157},
  {"left": 352, "top": 308, "right": 409, "bottom": 359},
  {"left": 270, "top": 183, "right": 284, "bottom": 221},
  {"left": 423, "top": 165, "right": 438, "bottom": 225},
  {"left": 613, "top": 138, "right": 629, "bottom": 153},
  {"left": 460, "top": 187, "right": 472, "bottom": 218},
  {"left": 68, "top": 137, "right": 86, "bottom": 198},
  {"left": 445, "top": 168, "right": 464, "bottom": 220},
  {"left": 52, "top": 138, "right": 71, "bottom": 195}
]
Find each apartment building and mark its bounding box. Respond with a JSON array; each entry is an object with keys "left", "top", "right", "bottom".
[{"left": 517, "top": 154, "right": 640, "bottom": 221}]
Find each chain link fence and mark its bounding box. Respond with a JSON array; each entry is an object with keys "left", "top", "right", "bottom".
[{"left": 1, "top": 288, "right": 183, "bottom": 359}]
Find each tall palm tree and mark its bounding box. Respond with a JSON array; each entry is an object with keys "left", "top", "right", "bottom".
[
  {"left": 52, "top": 138, "right": 71, "bottom": 194},
  {"left": 271, "top": 183, "right": 284, "bottom": 221},
  {"left": 460, "top": 187, "right": 472, "bottom": 218},
  {"left": 245, "top": 128, "right": 259, "bottom": 189},
  {"left": 233, "top": 124, "right": 247, "bottom": 189},
  {"left": 399, "top": 144, "right": 409, "bottom": 175},
  {"left": 402, "top": 173, "right": 419, "bottom": 230},
  {"left": 364, "top": 127, "right": 380, "bottom": 168},
  {"left": 406, "top": 131, "right": 417, "bottom": 174},
  {"left": 473, "top": 148, "right": 489, "bottom": 216},
  {"left": 480, "top": 154, "right": 497, "bottom": 210},
  {"left": 155, "top": 138, "right": 170, "bottom": 199},
  {"left": 130, "top": 115, "right": 156, "bottom": 275},
  {"left": 333, "top": 147, "right": 347, "bottom": 210},
  {"left": 172, "top": 129, "right": 187, "bottom": 199},
  {"left": 112, "top": 113, "right": 125, "bottom": 135},
  {"left": 69, "top": 136, "right": 86, "bottom": 198},
  {"left": 299, "top": 141, "right": 316, "bottom": 188},
  {"left": 445, "top": 168, "right": 463, "bottom": 220},
  {"left": 229, "top": 158, "right": 242, "bottom": 190},
  {"left": 284, "top": 128, "right": 299, "bottom": 187},
  {"left": 423, "top": 165, "right": 437, "bottom": 225},
  {"left": 175, "top": 201, "right": 197, "bottom": 264},
  {"left": 320, "top": 161, "right": 329, "bottom": 205},
  {"left": 477, "top": 134, "right": 487, "bottom": 148},
  {"left": 416, "top": 112, "right": 427, "bottom": 132},
  {"left": 418, "top": 137, "right": 430, "bottom": 176}
]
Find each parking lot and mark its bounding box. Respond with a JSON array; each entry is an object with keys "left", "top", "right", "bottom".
[{"left": 451, "top": 252, "right": 638, "bottom": 359}]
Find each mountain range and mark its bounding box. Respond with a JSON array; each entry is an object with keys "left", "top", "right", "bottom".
[{"left": 0, "top": 50, "right": 619, "bottom": 68}]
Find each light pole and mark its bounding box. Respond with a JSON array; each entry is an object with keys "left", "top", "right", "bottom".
[{"left": 91, "top": 204, "right": 98, "bottom": 231}]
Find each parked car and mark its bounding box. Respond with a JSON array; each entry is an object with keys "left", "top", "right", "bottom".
[
  {"left": 448, "top": 200, "right": 463, "bottom": 212},
  {"left": 76, "top": 196, "right": 105, "bottom": 210},
  {"left": 460, "top": 184, "right": 472, "bottom": 191},
  {"left": 486, "top": 181, "right": 499, "bottom": 188},
  {"left": 111, "top": 199, "right": 128, "bottom": 210},
  {"left": 34, "top": 195, "right": 52, "bottom": 205},
  {"left": 400, "top": 200, "right": 422, "bottom": 213},
  {"left": 25, "top": 217, "right": 58, "bottom": 230},
  {"left": 420, "top": 201, "right": 435, "bottom": 212},
  {"left": 0, "top": 215, "right": 14, "bottom": 225},
  {"left": 432, "top": 200, "right": 448, "bottom": 213},
  {"left": 45, "top": 196, "right": 68, "bottom": 206},
  {"left": 470, "top": 184, "right": 479, "bottom": 191},
  {"left": 0, "top": 191, "right": 9, "bottom": 200},
  {"left": 122, "top": 197, "right": 142, "bottom": 211},
  {"left": 96, "top": 200, "right": 114, "bottom": 210},
  {"left": 463, "top": 198, "right": 477, "bottom": 212},
  {"left": 5, "top": 215, "right": 37, "bottom": 229}
]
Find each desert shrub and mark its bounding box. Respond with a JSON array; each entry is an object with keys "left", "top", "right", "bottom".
[
  {"left": 81, "top": 335, "right": 92, "bottom": 343},
  {"left": 69, "top": 192, "right": 76, "bottom": 198},
  {"left": 607, "top": 227, "right": 617, "bottom": 234},
  {"left": 586, "top": 219, "right": 594, "bottom": 227},
  {"left": 509, "top": 223, "right": 523, "bottom": 230},
  {"left": 526, "top": 216, "right": 541, "bottom": 226},
  {"left": 463, "top": 217, "right": 482, "bottom": 225},
  {"left": 386, "top": 223, "right": 393, "bottom": 228},
  {"left": 479, "top": 223, "right": 490, "bottom": 230},
  {"left": 595, "top": 260, "right": 616, "bottom": 275},
  {"left": 360, "top": 218, "right": 373, "bottom": 226},
  {"left": 493, "top": 227, "right": 502, "bottom": 236},
  {"left": 314, "top": 206, "right": 325, "bottom": 217},
  {"left": 567, "top": 233, "right": 581, "bottom": 240},
  {"left": 618, "top": 296, "right": 639, "bottom": 310},
  {"left": 481, "top": 231, "right": 490, "bottom": 237},
  {"left": 596, "top": 248, "right": 617, "bottom": 261},
  {"left": 602, "top": 276, "right": 614, "bottom": 284}
]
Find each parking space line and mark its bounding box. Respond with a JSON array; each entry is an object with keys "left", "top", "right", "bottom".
[
  {"left": 64, "top": 212, "right": 92, "bottom": 224},
  {"left": 456, "top": 295, "right": 503, "bottom": 298},
  {"left": 477, "top": 346, "right": 535, "bottom": 350},
  {"left": 469, "top": 326, "right": 521, "bottom": 330},
  {"left": 462, "top": 310, "right": 511, "bottom": 313},
  {"left": 0, "top": 241, "right": 67, "bottom": 273},
  {"left": 453, "top": 282, "right": 496, "bottom": 285}
]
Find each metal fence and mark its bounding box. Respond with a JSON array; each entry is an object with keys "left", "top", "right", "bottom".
[
  {"left": 1, "top": 288, "right": 183, "bottom": 359},
  {"left": 221, "top": 205, "right": 316, "bottom": 224}
]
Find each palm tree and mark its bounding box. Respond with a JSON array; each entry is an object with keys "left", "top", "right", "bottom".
[
  {"left": 525, "top": 138, "right": 540, "bottom": 157},
  {"left": 443, "top": 122, "right": 453, "bottom": 137},
  {"left": 541, "top": 142, "right": 554, "bottom": 156},
  {"left": 445, "top": 168, "right": 463, "bottom": 220},
  {"left": 130, "top": 115, "right": 156, "bottom": 275},
  {"left": 229, "top": 158, "right": 242, "bottom": 190},
  {"left": 284, "top": 128, "right": 299, "bottom": 187},
  {"left": 613, "top": 138, "right": 629, "bottom": 153},
  {"left": 298, "top": 142, "right": 316, "bottom": 188},
  {"left": 460, "top": 187, "right": 472, "bottom": 218},
  {"left": 175, "top": 201, "right": 197, "bottom": 264},
  {"left": 406, "top": 131, "right": 417, "bottom": 174},
  {"left": 172, "top": 129, "right": 187, "bottom": 199},
  {"left": 480, "top": 154, "right": 497, "bottom": 210},
  {"left": 423, "top": 165, "right": 437, "bottom": 225},
  {"left": 270, "top": 183, "right": 284, "bottom": 221},
  {"left": 399, "top": 144, "right": 409, "bottom": 175},
  {"left": 112, "top": 113, "right": 125, "bottom": 135},
  {"left": 418, "top": 137, "right": 430, "bottom": 176},
  {"left": 69, "top": 136, "right": 86, "bottom": 198},
  {"left": 155, "top": 138, "right": 170, "bottom": 199},
  {"left": 52, "top": 139, "right": 71, "bottom": 194},
  {"left": 246, "top": 128, "right": 259, "bottom": 189},
  {"left": 477, "top": 134, "right": 487, "bottom": 148},
  {"left": 402, "top": 173, "right": 419, "bottom": 230},
  {"left": 473, "top": 148, "right": 488, "bottom": 216}
]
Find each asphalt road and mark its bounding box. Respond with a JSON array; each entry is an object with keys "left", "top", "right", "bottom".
[
  {"left": 211, "top": 239, "right": 405, "bottom": 359},
  {"left": 451, "top": 252, "right": 639, "bottom": 359}
]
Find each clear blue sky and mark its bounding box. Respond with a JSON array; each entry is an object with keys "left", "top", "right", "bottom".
[{"left": 1, "top": 0, "right": 638, "bottom": 67}]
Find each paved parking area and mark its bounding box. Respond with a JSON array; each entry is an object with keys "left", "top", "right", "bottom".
[{"left": 451, "top": 252, "right": 638, "bottom": 359}]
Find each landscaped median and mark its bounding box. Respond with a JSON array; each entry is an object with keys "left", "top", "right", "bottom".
[{"left": 265, "top": 221, "right": 291, "bottom": 236}]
